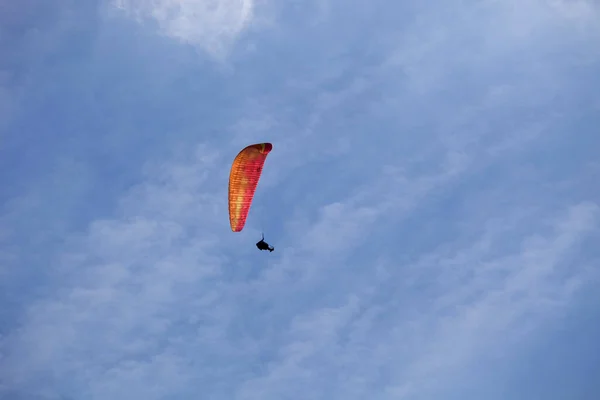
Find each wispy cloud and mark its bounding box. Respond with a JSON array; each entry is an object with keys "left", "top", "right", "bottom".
[
  {"left": 1, "top": 0, "right": 599, "bottom": 399},
  {"left": 111, "top": 0, "right": 256, "bottom": 59}
]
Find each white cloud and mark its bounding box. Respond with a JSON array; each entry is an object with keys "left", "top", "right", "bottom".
[
  {"left": 385, "top": 202, "right": 600, "bottom": 399},
  {"left": 111, "top": 0, "right": 255, "bottom": 58},
  {"left": 1, "top": 145, "right": 228, "bottom": 399}
]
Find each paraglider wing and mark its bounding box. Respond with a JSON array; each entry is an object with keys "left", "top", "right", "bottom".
[{"left": 228, "top": 143, "right": 273, "bottom": 232}]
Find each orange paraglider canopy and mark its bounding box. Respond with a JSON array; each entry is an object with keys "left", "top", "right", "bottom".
[{"left": 228, "top": 143, "right": 273, "bottom": 232}]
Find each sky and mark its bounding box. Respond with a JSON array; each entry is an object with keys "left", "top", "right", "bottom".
[{"left": 1, "top": 0, "right": 599, "bottom": 399}]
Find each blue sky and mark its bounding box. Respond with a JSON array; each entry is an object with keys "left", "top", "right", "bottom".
[{"left": 1, "top": 0, "right": 599, "bottom": 399}]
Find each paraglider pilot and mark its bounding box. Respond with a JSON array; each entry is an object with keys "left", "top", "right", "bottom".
[{"left": 256, "top": 233, "right": 274, "bottom": 252}]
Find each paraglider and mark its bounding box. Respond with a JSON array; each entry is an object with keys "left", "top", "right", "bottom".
[
  {"left": 256, "top": 233, "right": 274, "bottom": 252},
  {"left": 228, "top": 143, "right": 275, "bottom": 251}
]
